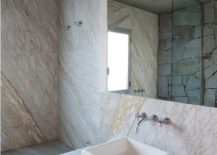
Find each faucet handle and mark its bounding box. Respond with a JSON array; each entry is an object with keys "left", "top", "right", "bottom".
[
  {"left": 159, "top": 117, "right": 171, "bottom": 127},
  {"left": 152, "top": 114, "right": 159, "bottom": 122},
  {"left": 135, "top": 112, "right": 147, "bottom": 120},
  {"left": 141, "top": 112, "right": 147, "bottom": 118},
  {"left": 162, "top": 117, "right": 171, "bottom": 125}
]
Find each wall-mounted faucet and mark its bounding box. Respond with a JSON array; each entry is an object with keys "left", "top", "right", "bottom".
[
  {"left": 135, "top": 112, "right": 171, "bottom": 134},
  {"left": 135, "top": 112, "right": 147, "bottom": 133},
  {"left": 159, "top": 117, "right": 171, "bottom": 126}
]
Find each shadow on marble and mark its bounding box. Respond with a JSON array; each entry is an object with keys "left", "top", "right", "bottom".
[{"left": 1, "top": 141, "right": 72, "bottom": 155}]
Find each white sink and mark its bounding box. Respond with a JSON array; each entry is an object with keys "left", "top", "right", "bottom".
[{"left": 81, "top": 138, "right": 169, "bottom": 155}]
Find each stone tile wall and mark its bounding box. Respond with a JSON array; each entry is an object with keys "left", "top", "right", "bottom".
[
  {"left": 158, "top": 3, "right": 217, "bottom": 107},
  {"left": 203, "top": 2, "right": 217, "bottom": 107}
]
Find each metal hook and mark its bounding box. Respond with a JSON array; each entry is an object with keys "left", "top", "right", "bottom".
[
  {"left": 64, "top": 25, "right": 71, "bottom": 31},
  {"left": 74, "top": 21, "right": 83, "bottom": 27}
]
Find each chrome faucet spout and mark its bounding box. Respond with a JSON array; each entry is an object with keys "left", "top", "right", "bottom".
[
  {"left": 135, "top": 112, "right": 147, "bottom": 134},
  {"left": 135, "top": 118, "right": 145, "bottom": 134}
]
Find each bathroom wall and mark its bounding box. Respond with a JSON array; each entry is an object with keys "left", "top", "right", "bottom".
[
  {"left": 158, "top": 2, "right": 217, "bottom": 107},
  {"left": 203, "top": 2, "right": 217, "bottom": 107},
  {"left": 58, "top": 0, "right": 158, "bottom": 148},
  {"left": 58, "top": 0, "right": 107, "bottom": 148},
  {"left": 158, "top": 5, "right": 202, "bottom": 104},
  {"left": 57, "top": 1, "right": 217, "bottom": 155},
  {"left": 1, "top": 0, "right": 59, "bottom": 151},
  {"left": 2, "top": 1, "right": 217, "bottom": 155},
  {"left": 100, "top": 93, "right": 217, "bottom": 155},
  {"left": 108, "top": 0, "right": 158, "bottom": 98}
]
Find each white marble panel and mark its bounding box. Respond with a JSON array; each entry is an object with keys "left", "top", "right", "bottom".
[
  {"left": 2, "top": 0, "right": 58, "bottom": 53},
  {"left": 1, "top": 0, "right": 58, "bottom": 151},
  {"left": 58, "top": 0, "right": 107, "bottom": 149},
  {"left": 100, "top": 93, "right": 217, "bottom": 155}
]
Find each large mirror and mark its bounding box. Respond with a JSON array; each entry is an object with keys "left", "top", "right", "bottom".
[{"left": 107, "top": 0, "right": 217, "bottom": 107}]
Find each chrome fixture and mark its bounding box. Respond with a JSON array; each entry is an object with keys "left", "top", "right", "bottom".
[
  {"left": 152, "top": 114, "right": 159, "bottom": 122},
  {"left": 64, "top": 25, "right": 71, "bottom": 31},
  {"left": 135, "top": 112, "right": 171, "bottom": 134},
  {"left": 159, "top": 117, "right": 171, "bottom": 126},
  {"left": 135, "top": 112, "right": 147, "bottom": 134},
  {"left": 135, "top": 112, "right": 147, "bottom": 120},
  {"left": 74, "top": 21, "right": 83, "bottom": 27},
  {"left": 151, "top": 114, "right": 171, "bottom": 125}
]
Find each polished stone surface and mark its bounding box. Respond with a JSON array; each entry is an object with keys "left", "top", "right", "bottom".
[
  {"left": 58, "top": 1, "right": 217, "bottom": 155},
  {"left": 158, "top": 2, "right": 217, "bottom": 107},
  {"left": 158, "top": 5, "right": 202, "bottom": 104},
  {"left": 203, "top": 2, "right": 217, "bottom": 107},
  {"left": 2, "top": 141, "right": 72, "bottom": 155},
  {"left": 58, "top": 0, "right": 107, "bottom": 149},
  {"left": 61, "top": 150, "right": 81, "bottom": 155},
  {"left": 100, "top": 93, "right": 217, "bottom": 155},
  {"left": 60, "top": 89, "right": 217, "bottom": 155},
  {"left": 3, "top": 1, "right": 217, "bottom": 155},
  {"left": 1, "top": 0, "right": 59, "bottom": 151}
]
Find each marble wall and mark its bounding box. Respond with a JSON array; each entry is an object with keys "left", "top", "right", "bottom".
[
  {"left": 2, "top": 1, "right": 217, "bottom": 155},
  {"left": 58, "top": 0, "right": 107, "bottom": 149},
  {"left": 108, "top": 0, "right": 158, "bottom": 98},
  {"left": 100, "top": 93, "right": 217, "bottom": 155},
  {"left": 58, "top": 0, "right": 158, "bottom": 148},
  {"left": 1, "top": 0, "right": 59, "bottom": 151},
  {"left": 58, "top": 1, "right": 217, "bottom": 155}
]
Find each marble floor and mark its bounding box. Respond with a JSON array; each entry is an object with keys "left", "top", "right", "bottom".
[{"left": 2, "top": 141, "right": 72, "bottom": 155}]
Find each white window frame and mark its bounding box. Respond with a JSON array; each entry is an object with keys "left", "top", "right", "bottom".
[{"left": 107, "top": 27, "right": 132, "bottom": 93}]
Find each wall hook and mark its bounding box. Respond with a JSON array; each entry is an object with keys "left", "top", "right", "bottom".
[
  {"left": 64, "top": 25, "right": 71, "bottom": 31},
  {"left": 74, "top": 21, "right": 83, "bottom": 27}
]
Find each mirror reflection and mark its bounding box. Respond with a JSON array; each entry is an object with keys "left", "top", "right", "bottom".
[{"left": 107, "top": 0, "right": 217, "bottom": 107}]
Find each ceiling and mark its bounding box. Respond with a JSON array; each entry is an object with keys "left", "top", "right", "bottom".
[{"left": 115, "top": 0, "right": 212, "bottom": 14}]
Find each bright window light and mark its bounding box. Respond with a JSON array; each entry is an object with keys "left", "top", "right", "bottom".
[{"left": 107, "top": 31, "right": 129, "bottom": 91}]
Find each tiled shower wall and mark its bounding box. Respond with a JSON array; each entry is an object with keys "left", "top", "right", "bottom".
[
  {"left": 158, "top": 2, "right": 217, "bottom": 107},
  {"left": 1, "top": 0, "right": 59, "bottom": 151},
  {"left": 203, "top": 2, "right": 217, "bottom": 107}
]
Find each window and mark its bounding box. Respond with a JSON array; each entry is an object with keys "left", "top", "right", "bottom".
[{"left": 107, "top": 30, "right": 130, "bottom": 92}]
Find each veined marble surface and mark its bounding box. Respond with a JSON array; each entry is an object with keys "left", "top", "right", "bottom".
[
  {"left": 58, "top": 1, "right": 217, "bottom": 155},
  {"left": 101, "top": 93, "right": 217, "bottom": 155},
  {"left": 58, "top": 0, "right": 158, "bottom": 148},
  {"left": 61, "top": 92, "right": 217, "bottom": 155},
  {"left": 108, "top": 0, "right": 158, "bottom": 98},
  {"left": 58, "top": 0, "right": 107, "bottom": 149},
  {"left": 1, "top": 0, "right": 58, "bottom": 151},
  {"left": 60, "top": 83, "right": 217, "bottom": 155},
  {"left": 2, "top": 141, "right": 71, "bottom": 155},
  {"left": 3, "top": 0, "right": 216, "bottom": 155}
]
